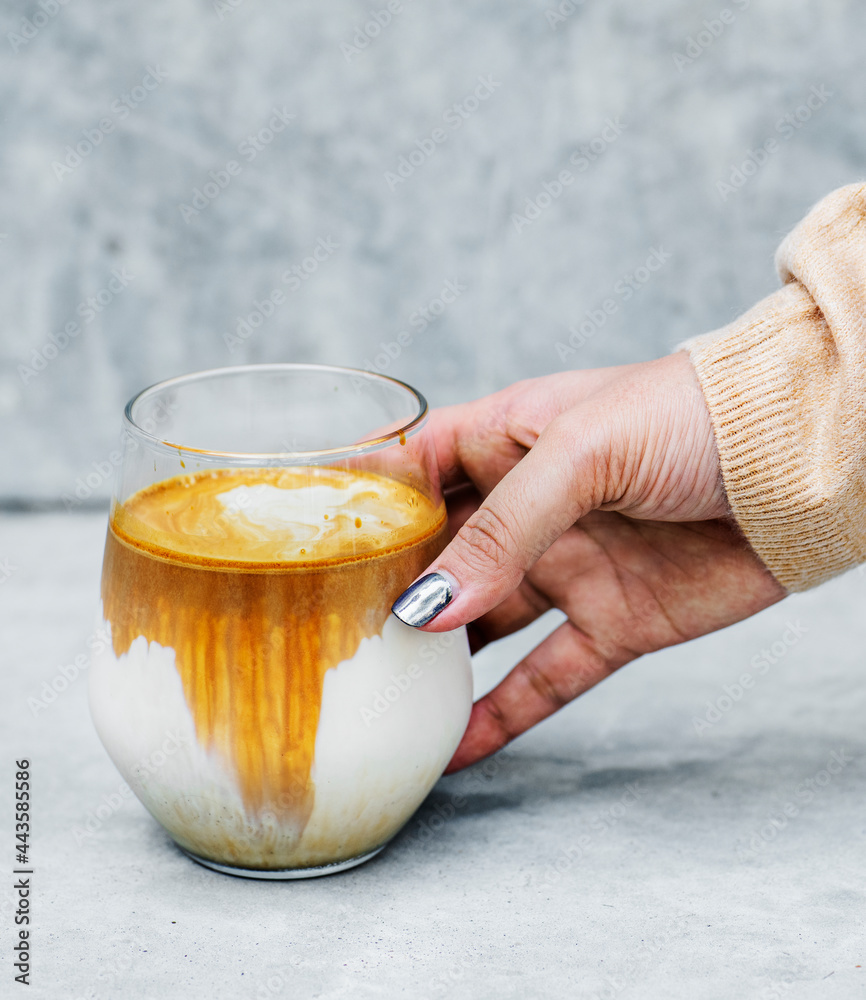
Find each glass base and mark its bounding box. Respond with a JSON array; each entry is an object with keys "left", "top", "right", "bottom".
[{"left": 181, "top": 844, "right": 386, "bottom": 880}]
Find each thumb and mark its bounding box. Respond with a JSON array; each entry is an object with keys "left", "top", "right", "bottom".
[{"left": 391, "top": 412, "right": 609, "bottom": 631}]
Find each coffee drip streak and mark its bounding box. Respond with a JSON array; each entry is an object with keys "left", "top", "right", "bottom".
[{"left": 101, "top": 477, "right": 446, "bottom": 835}]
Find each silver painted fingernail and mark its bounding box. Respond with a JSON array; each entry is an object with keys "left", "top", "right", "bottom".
[{"left": 391, "top": 572, "right": 454, "bottom": 627}]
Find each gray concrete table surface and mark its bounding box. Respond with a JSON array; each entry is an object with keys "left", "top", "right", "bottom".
[{"left": 1, "top": 510, "right": 864, "bottom": 1000}]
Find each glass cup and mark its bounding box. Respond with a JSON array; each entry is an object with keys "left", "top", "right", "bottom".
[{"left": 89, "top": 364, "right": 472, "bottom": 878}]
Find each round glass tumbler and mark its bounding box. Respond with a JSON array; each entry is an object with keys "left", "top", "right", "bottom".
[{"left": 89, "top": 364, "right": 472, "bottom": 878}]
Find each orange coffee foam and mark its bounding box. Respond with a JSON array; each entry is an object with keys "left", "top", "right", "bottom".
[{"left": 111, "top": 466, "right": 441, "bottom": 567}]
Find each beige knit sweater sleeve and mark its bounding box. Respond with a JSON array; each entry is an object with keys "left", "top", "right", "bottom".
[{"left": 683, "top": 183, "right": 866, "bottom": 592}]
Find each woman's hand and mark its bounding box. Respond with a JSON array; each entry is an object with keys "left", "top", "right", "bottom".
[{"left": 391, "top": 351, "right": 786, "bottom": 772}]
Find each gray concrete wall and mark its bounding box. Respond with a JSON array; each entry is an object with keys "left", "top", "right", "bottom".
[{"left": 1, "top": 0, "right": 864, "bottom": 500}]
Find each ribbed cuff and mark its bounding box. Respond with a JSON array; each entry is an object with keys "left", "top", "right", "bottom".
[{"left": 682, "top": 283, "right": 858, "bottom": 592}]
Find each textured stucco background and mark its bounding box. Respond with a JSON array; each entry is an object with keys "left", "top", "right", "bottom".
[{"left": 1, "top": 0, "right": 864, "bottom": 498}]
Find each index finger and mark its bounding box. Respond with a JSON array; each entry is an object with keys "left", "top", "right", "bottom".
[
  {"left": 427, "top": 397, "right": 533, "bottom": 500},
  {"left": 425, "top": 401, "right": 480, "bottom": 492}
]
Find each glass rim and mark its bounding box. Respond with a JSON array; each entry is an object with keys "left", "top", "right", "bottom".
[{"left": 123, "top": 363, "right": 429, "bottom": 462}]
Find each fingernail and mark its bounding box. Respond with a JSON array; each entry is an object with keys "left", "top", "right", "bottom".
[{"left": 391, "top": 572, "right": 455, "bottom": 627}]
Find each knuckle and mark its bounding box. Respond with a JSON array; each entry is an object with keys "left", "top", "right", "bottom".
[
  {"left": 478, "top": 695, "right": 519, "bottom": 747},
  {"left": 455, "top": 505, "right": 519, "bottom": 574},
  {"left": 522, "top": 659, "right": 575, "bottom": 711}
]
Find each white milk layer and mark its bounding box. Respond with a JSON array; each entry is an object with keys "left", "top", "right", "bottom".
[{"left": 89, "top": 610, "right": 472, "bottom": 870}]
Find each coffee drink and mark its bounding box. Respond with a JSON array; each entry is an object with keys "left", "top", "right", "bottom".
[{"left": 90, "top": 466, "right": 472, "bottom": 873}]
